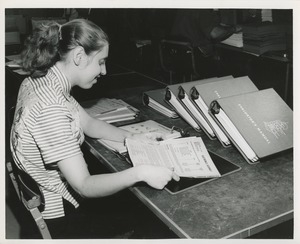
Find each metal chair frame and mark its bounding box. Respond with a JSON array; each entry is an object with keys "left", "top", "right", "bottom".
[
  {"left": 6, "top": 160, "right": 52, "bottom": 239},
  {"left": 6, "top": 105, "right": 51, "bottom": 239},
  {"left": 159, "top": 39, "right": 200, "bottom": 84}
]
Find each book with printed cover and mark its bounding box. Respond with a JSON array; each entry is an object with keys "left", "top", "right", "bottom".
[
  {"left": 191, "top": 76, "right": 258, "bottom": 147},
  {"left": 210, "top": 88, "right": 293, "bottom": 164}
]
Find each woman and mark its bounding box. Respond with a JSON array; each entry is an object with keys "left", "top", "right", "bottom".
[{"left": 10, "top": 18, "right": 179, "bottom": 238}]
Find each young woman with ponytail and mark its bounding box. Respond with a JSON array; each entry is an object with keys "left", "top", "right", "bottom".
[{"left": 10, "top": 18, "right": 179, "bottom": 238}]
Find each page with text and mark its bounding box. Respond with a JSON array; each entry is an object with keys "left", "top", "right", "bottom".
[{"left": 126, "top": 137, "right": 221, "bottom": 178}]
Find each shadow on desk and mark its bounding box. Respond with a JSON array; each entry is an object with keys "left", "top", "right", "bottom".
[{"left": 247, "top": 219, "right": 293, "bottom": 239}]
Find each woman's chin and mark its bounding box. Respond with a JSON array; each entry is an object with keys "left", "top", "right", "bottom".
[{"left": 89, "top": 80, "right": 98, "bottom": 88}]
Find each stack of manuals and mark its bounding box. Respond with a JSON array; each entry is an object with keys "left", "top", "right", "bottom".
[
  {"left": 98, "top": 120, "right": 182, "bottom": 155},
  {"left": 221, "top": 32, "right": 243, "bottom": 48},
  {"left": 243, "top": 22, "right": 286, "bottom": 55},
  {"left": 141, "top": 76, "right": 293, "bottom": 164},
  {"left": 143, "top": 89, "right": 179, "bottom": 118},
  {"left": 143, "top": 76, "right": 238, "bottom": 146},
  {"left": 82, "top": 98, "right": 139, "bottom": 123},
  {"left": 189, "top": 76, "right": 258, "bottom": 147}
]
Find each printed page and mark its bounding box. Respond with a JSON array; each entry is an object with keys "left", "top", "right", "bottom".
[
  {"left": 83, "top": 98, "right": 129, "bottom": 115},
  {"left": 98, "top": 120, "right": 181, "bottom": 154},
  {"left": 126, "top": 137, "right": 221, "bottom": 178},
  {"left": 120, "top": 120, "right": 181, "bottom": 140}
]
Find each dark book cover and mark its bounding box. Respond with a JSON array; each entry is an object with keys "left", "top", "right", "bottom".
[
  {"left": 215, "top": 88, "right": 293, "bottom": 159},
  {"left": 143, "top": 88, "right": 176, "bottom": 112}
]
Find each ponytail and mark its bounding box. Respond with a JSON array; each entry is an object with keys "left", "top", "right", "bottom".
[
  {"left": 21, "top": 23, "right": 61, "bottom": 78},
  {"left": 21, "top": 19, "right": 109, "bottom": 78}
]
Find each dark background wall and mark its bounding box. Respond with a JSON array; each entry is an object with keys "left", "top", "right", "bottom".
[{"left": 5, "top": 8, "right": 293, "bottom": 108}]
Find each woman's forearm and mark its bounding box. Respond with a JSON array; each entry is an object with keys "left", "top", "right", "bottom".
[
  {"left": 79, "top": 167, "right": 141, "bottom": 198},
  {"left": 84, "top": 117, "right": 132, "bottom": 142}
]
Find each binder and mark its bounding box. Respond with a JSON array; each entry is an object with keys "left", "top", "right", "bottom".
[
  {"left": 178, "top": 76, "right": 233, "bottom": 140},
  {"left": 165, "top": 81, "right": 204, "bottom": 133},
  {"left": 210, "top": 88, "right": 293, "bottom": 164},
  {"left": 191, "top": 76, "right": 258, "bottom": 147},
  {"left": 143, "top": 88, "right": 179, "bottom": 118}
]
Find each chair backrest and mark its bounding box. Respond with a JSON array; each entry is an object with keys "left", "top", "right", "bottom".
[
  {"left": 11, "top": 161, "right": 45, "bottom": 211},
  {"left": 159, "top": 39, "right": 200, "bottom": 83},
  {"left": 6, "top": 159, "right": 52, "bottom": 239}
]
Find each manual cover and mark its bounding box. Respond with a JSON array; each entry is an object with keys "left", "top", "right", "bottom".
[
  {"left": 195, "top": 76, "right": 258, "bottom": 107},
  {"left": 211, "top": 88, "right": 293, "bottom": 162},
  {"left": 191, "top": 76, "right": 258, "bottom": 147}
]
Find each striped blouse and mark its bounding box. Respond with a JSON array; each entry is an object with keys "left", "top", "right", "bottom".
[{"left": 10, "top": 65, "right": 85, "bottom": 219}]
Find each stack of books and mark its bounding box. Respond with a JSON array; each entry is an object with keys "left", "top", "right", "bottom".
[
  {"left": 242, "top": 23, "right": 286, "bottom": 55},
  {"left": 142, "top": 76, "right": 293, "bottom": 164},
  {"left": 82, "top": 98, "right": 139, "bottom": 123}
]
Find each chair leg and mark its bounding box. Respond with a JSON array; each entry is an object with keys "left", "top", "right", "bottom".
[{"left": 30, "top": 208, "right": 52, "bottom": 239}]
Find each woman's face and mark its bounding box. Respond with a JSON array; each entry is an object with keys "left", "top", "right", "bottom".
[{"left": 77, "top": 45, "right": 109, "bottom": 89}]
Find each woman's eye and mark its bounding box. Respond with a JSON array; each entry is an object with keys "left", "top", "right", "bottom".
[{"left": 99, "top": 59, "right": 106, "bottom": 66}]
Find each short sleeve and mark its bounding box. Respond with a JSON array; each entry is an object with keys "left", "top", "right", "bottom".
[{"left": 32, "top": 104, "right": 82, "bottom": 165}]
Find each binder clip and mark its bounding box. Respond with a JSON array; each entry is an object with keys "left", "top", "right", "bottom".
[{"left": 171, "top": 126, "right": 190, "bottom": 137}]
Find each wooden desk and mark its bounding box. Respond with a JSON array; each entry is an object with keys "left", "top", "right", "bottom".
[{"left": 82, "top": 72, "right": 293, "bottom": 239}]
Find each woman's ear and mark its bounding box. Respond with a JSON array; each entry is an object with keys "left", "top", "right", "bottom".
[{"left": 73, "top": 46, "right": 86, "bottom": 66}]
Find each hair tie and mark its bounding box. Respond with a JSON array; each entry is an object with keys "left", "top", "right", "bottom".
[{"left": 57, "top": 24, "right": 62, "bottom": 40}]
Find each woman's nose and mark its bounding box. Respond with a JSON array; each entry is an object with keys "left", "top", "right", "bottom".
[{"left": 100, "top": 64, "right": 106, "bottom": 75}]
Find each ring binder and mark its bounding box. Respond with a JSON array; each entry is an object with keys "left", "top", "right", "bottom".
[{"left": 171, "top": 126, "right": 190, "bottom": 137}]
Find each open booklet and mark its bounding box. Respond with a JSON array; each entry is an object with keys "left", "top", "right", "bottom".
[
  {"left": 126, "top": 136, "right": 221, "bottom": 178},
  {"left": 98, "top": 120, "right": 182, "bottom": 155}
]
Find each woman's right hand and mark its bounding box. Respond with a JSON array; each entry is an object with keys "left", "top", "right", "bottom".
[{"left": 136, "top": 165, "right": 180, "bottom": 190}]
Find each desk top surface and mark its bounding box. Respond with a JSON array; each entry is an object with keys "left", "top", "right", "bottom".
[
  {"left": 83, "top": 71, "right": 293, "bottom": 239},
  {"left": 6, "top": 64, "right": 293, "bottom": 239}
]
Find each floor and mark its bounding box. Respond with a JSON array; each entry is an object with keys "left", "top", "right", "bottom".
[{"left": 6, "top": 202, "right": 21, "bottom": 239}]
